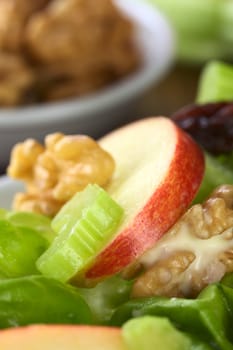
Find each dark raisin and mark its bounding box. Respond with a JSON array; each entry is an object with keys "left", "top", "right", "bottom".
[{"left": 171, "top": 102, "right": 233, "bottom": 155}]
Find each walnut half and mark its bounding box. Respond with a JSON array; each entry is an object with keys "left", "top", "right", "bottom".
[
  {"left": 7, "top": 133, "right": 115, "bottom": 217},
  {"left": 131, "top": 185, "right": 233, "bottom": 298}
]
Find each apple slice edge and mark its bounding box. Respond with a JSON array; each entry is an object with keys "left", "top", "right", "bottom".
[{"left": 84, "top": 117, "right": 205, "bottom": 280}]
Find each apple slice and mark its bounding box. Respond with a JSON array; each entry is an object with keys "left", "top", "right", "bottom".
[
  {"left": 0, "top": 316, "right": 191, "bottom": 350},
  {"left": 83, "top": 117, "right": 204, "bottom": 281},
  {"left": 0, "top": 325, "right": 126, "bottom": 350}
]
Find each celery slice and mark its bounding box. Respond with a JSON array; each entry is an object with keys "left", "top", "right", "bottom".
[
  {"left": 178, "top": 37, "right": 226, "bottom": 64},
  {"left": 122, "top": 316, "right": 191, "bottom": 350},
  {"left": 148, "top": 0, "right": 221, "bottom": 37},
  {"left": 197, "top": 61, "right": 233, "bottom": 103},
  {"left": 148, "top": 0, "right": 233, "bottom": 63},
  {"left": 0, "top": 209, "right": 7, "bottom": 220},
  {"left": 37, "top": 184, "right": 123, "bottom": 283},
  {"left": 220, "top": 0, "right": 233, "bottom": 43}
]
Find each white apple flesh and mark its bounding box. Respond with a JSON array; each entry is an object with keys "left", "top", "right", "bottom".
[{"left": 83, "top": 117, "right": 205, "bottom": 281}]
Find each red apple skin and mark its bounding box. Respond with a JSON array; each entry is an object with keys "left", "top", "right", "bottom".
[
  {"left": 84, "top": 117, "right": 205, "bottom": 281},
  {"left": 0, "top": 324, "right": 126, "bottom": 350}
]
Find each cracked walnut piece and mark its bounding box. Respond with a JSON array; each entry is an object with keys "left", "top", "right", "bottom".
[
  {"left": 0, "top": 0, "right": 50, "bottom": 52},
  {"left": 25, "top": 0, "right": 139, "bottom": 75},
  {"left": 131, "top": 185, "right": 233, "bottom": 298},
  {"left": 0, "top": 0, "right": 139, "bottom": 105},
  {"left": 0, "top": 53, "right": 35, "bottom": 106},
  {"left": 7, "top": 133, "right": 115, "bottom": 217}
]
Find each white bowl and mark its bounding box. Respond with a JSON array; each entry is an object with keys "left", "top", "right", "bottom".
[
  {"left": 0, "top": 176, "right": 22, "bottom": 210},
  {"left": 0, "top": 0, "right": 174, "bottom": 170}
]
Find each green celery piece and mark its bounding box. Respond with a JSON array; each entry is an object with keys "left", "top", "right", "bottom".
[
  {"left": 51, "top": 183, "right": 120, "bottom": 235},
  {"left": 148, "top": 0, "right": 233, "bottom": 63},
  {"left": 6, "top": 211, "right": 55, "bottom": 243},
  {"left": 147, "top": 0, "right": 225, "bottom": 63},
  {"left": 193, "top": 152, "right": 233, "bottom": 204},
  {"left": 178, "top": 36, "right": 227, "bottom": 64},
  {"left": 0, "top": 275, "right": 93, "bottom": 328},
  {"left": 122, "top": 316, "right": 191, "bottom": 350},
  {"left": 37, "top": 184, "right": 123, "bottom": 283},
  {"left": 148, "top": 0, "right": 221, "bottom": 37},
  {"left": 0, "top": 209, "right": 7, "bottom": 220},
  {"left": 220, "top": 0, "right": 233, "bottom": 43},
  {"left": 0, "top": 220, "right": 49, "bottom": 277},
  {"left": 197, "top": 61, "right": 233, "bottom": 103}
]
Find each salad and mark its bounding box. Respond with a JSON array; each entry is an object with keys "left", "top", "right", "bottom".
[{"left": 0, "top": 60, "right": 233, "bottom": 349}]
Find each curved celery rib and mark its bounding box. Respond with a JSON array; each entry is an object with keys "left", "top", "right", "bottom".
[
  {"left": 197, "top": 61, "right": 233, "bottom": 103},
  {"left": 37, "top": 184, "right": 123, "bottom": 283}
]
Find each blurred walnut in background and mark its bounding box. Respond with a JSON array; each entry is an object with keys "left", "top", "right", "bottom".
[
  {"left": 0, "top": 0, "right": 50, "bottom": 105},
  {"left": 0, "top": 53, "right": 35, "bottom": 106},
  {"left": 0, "top": 0, "right": 50, "bottom": 52},
  {"left": 0, "top": 0, "right": 140, "bottom": 106}
]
